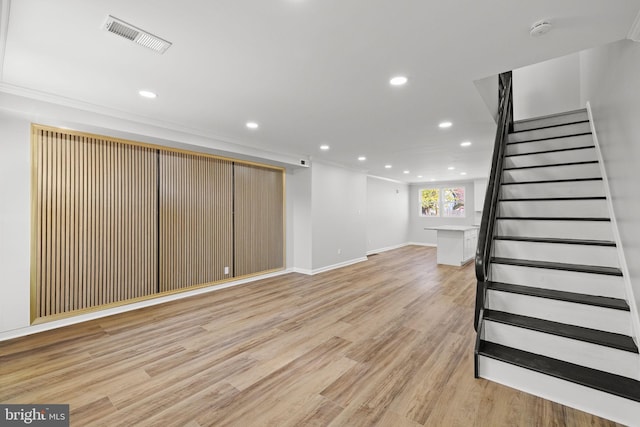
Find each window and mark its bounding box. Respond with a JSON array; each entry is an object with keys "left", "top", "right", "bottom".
[{"left": 419, "top": 186, "right": 465, "bottom": 217}]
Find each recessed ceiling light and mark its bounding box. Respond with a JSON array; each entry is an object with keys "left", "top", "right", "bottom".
[
  {"left": 390, "top": 76, "right": 408, "bottom": 86},
  {"left": 403, "top": 170, "right": 410, "bottom": 174},
  {"left": 460, "top": 141, "right": 472, "bottom": 147},
  {"left": 430, "top": 178, "right": 436, "bottom": 182},
  {"left": 439, "top": 121, "right": 452, "bottom": 128},
  {"left": 358, "top": 156, "right": 366, "bottom": 161},
  {"left": 417, "top": 175, "right": 423, "bottom": 178},
  {"left": 320, "top": 144, "right": 330, "bottom": 151},
  {"left": 460, "top": 172, "right": 467, "bottom": 176},
  {"left": 385, "top": 165, "right": 392, "bottom": 169},
  {"left": 138, "top": 90, "right": 157, "bottom": 99},
  {"left": 447, "top": 166, "right": 455, "bottom": 170},
  {"left": 246, "top": 122, "right": 259, "bottom": 129}
]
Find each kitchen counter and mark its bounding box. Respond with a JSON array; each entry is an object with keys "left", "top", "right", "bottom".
[{"left": 425, "top": 225, "right": 478, "bottom": 266}]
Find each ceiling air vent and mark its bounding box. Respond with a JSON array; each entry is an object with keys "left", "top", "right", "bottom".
[{"left": 104, "top": 15, "right": 172, "bottom": 54}]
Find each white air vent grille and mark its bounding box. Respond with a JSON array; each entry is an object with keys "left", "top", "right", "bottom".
[{"left": 104, "top": 16, "right": 172, "bottom": 54}]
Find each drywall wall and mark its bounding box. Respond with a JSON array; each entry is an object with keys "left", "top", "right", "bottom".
[
  {"left": 473, "top": 74, "right": 499, "bottom": 123},
  {"left": 0, "top": 113, "right": 31, "bottom": 332},
  {"left": 513, "top": 53, "right": 582, "bottom": 120},
  {"left": 366, "top": 176, "right": 409, "bottom": 253},
  {"left": 409, "top": 180, "right": 477, "bottom": 245},
  {"left": 311, "top": 162, "right": 367, "bottom": 270},
  {"left": 579, "top": 39, "right": 640, "bottom": 320},
  {"left": 290, "top": 167, "right": 312, "bottom": 272}
]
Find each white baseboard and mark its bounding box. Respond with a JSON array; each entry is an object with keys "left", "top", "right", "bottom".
[
  {"left": 292, "top": 257, "right": 368, "bottom": 276},
  {"left": 408, "top": 241, "right": 437, "bottom": 247},
  {"left": 366, "top": 242, "right": 410, "bottom": 255},
  {"left": 0, "top": 269, "right": 293, "bottom": 342}
]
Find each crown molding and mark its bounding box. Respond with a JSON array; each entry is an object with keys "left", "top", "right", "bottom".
[{"left": 627, "top": 7, "right": 640, "bottom": 42}]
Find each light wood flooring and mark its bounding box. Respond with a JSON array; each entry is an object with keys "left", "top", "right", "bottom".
[{"left": 0, "top": 246, "right": 623, "bottom": 426}]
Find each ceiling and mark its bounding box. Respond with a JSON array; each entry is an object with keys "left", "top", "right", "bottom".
[{"left": 1, "top": 0, "right": 639, "bottom": 183}]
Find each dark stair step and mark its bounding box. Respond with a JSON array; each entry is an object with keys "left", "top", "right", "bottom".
[
  {"left": 505, "top": 145, "right": 595, "bottom": 157},
  {"left": 486, "top": 282, "right": 628, "bottom": 311},
  {"left": 483, "top": 309, "right": 636, "bottom": 353},
  {"left": 510, "top": 120, "right": 590, "bottom": 133},
  {"left": 503, "top": 160, "right": 598, "bottom": 171},
  {"left": 507, "top": 132, "right": 592, "bottom": 145},
  {"left": 478, "top": 341, "right": 640, "bottom": 402},
  {"left": 499, "top": 197, "right": 606, "bottom": 202},
  {"left": 490, "top": 257, "right": 623, "bottom": 276},
  {"left": 501, "top": 177, "right": 603, "bottom": 185},
  {"left": 496, "top": 216, "right": 610, "bottom": 221},
  {"left": 494, "top": 236, "right": 616, "bottom": 247}
]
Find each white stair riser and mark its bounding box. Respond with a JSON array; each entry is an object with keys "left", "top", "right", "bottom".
[
  {"left": 501, "top": 180, "right": 605, "bottom": 199},
  {"left": 508, "top": 122, "right": 591, "bottom": 143},
  {"left": 503, "top": 163, "right": 601, "bottom": 182},
  {"left": 498, "top": 199, "right": 609, "bottom": 218},
  {"left": 512, "top": 111, "right": 589, "bottom": 132},
  {"left": 493, "top": 240, "right": 619, "bottom": 268},
  {"left": 484, "top": 321, "right": 639, "bottom": 380},
  {"left": 485, "top": 290, "right": 631, "bottom": 335},
  {"left": 506, "top": 134, "right": 594, "bottom": 155},
  {"left": 504, "top": 148, "right": 597, "bottom": 169},
  {"left": 490, "top": 264, "right": 626, "bottom": 299},
  {"left": 496, "top": 219, "right": 614, "bottom": 241},
  {"left": 478, "top": 356, "right": 640, "bottom": 427}
]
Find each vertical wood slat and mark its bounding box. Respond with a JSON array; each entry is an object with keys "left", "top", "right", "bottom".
[
  {"left": 33, "top": 129, "right": 157, "bottom": 318},
  {"left": 159, "top": 152, "right": 233, "bottom": 292},
  {"left": 234, "top": 164, "right": 284, "bottom": 276}
]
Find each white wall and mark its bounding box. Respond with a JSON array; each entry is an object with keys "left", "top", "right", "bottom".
[
  {"left": 290, "top": 167, "right": 312, "bottom": 272},
  {"left": 513, "top": 53, "right": 582, "bottom": 120},
  {"left": 311, "top": 162, "right": 367, "bottom": 270},
  {"left": 0, "top": 113, "right": 31, "bottom": 332},
  {"left": 366, "top": 176, "right": 409, "bottom": 253},
  {"left": 409, "top": 180, "right": 477, "bottom": 245},
  {"left": 579, "top": 39, "right": 640, "bottom": 320}
]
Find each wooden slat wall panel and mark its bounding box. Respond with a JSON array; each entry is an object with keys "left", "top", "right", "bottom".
[
  {"left": 33, "top": 129, "right": 158, "bottom": 318},
  {"left": 234, "top": 164, "right": 284, "bottom": 276},
  {"left": 159, "top": 152, "right": 233, "bottom": 291}
]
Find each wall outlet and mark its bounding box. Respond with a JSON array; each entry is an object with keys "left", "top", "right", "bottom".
[{"left": 224, "top": 266, "right": 229, "bottom": 275}]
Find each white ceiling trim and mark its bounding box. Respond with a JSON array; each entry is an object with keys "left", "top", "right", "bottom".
[
  {"left": 628, "top": 7, "right": 640, "bottom": 41},
  {"left": 0, "top": 0, "right": 11, "bottom": 80}
]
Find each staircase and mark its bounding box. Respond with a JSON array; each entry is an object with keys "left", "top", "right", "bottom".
[{"left": 474, "top": 107, "right": 640, "bottom": 426}]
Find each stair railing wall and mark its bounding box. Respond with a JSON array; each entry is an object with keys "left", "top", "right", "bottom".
[{"left": 474, "top": 71, "right": 513, "bottom": 332}]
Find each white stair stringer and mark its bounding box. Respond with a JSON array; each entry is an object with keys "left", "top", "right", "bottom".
[
  {"left": 483, "top": 320, "right": 640, "bottom": 380},
  {"left": 485, "top": 290, "right": 632, "bottom": 335},
  {"left": 478, "top": 355, "right": 640, "bottom": 427},
  {"left": 512, "top": 109, "right": 588, "bottom": 132},
  {"left": 493, "top": 240, "right": 619, "bottom": 268},
  {"left": 490, "top": 263, "right": 626, "bottom": 299}
]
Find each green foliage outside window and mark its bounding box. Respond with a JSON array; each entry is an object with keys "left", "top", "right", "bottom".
[
  {"left": 420, "top": 186, "right": 465, "bottom": 217},
  {"left": 420, "top": 188, "right": 439, "bottom": 216}
]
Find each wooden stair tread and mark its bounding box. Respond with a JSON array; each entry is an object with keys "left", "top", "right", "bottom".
[
  {"left": 493, "top": 236, "right": 616, "bottom": 246},
  {"left": 486, "top": 282, "right": 629, "bottom": 311},
  {"left": 478, "top": 341, "right": 640, "bottom": 402},
  {"left": 490, "top": 257, "right": 623, "bottom": 276}
]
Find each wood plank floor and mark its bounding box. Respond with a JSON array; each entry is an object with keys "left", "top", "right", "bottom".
[{"left": 0, "top": 246, "right": 622, "bottom": 426}]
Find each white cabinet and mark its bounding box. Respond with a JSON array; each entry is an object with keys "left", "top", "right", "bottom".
[
  {"left": 474, "top": 179, "right": 488, "bottom": 211},
  {"left": 427, "top": 226, "right": 479, "bottom": 266}
]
